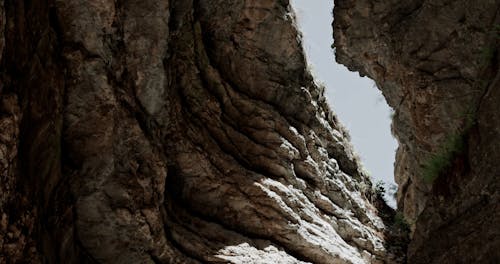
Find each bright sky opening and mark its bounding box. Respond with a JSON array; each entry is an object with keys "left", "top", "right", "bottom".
[{"left": 290, "top": 0, "right": 398, "bottom": 207}]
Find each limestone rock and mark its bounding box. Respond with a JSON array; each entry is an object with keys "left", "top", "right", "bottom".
[
  {"left": 334, "top": 0, "right": 500, "bottom": 263},
  {"left": 0, "top": 0, "right": 398, "bottom": 263}
]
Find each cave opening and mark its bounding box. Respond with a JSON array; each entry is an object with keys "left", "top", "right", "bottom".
[{"left": 290, "top": 0, "right": 399, "bottom": 207}]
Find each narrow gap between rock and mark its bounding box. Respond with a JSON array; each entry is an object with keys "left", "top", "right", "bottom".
[{"left": 290, "top": 0, "right": 399, "bottom": 208}]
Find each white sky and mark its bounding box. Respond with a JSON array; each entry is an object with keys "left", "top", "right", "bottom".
[{"left": 290, "top": 1, "right": 398, "bottom": 207}]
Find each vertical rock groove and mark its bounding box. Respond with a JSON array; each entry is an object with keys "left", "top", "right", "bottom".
[{"left": 1, "top": 0, "right": 402, "bottom": 263}]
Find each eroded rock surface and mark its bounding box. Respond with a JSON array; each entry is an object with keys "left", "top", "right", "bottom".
[
  {"left": 334, "top": 0, "right": 500, "bottom": 263},
  {"left": 0, "top": 0, "right": 398, "bottom": 263}
]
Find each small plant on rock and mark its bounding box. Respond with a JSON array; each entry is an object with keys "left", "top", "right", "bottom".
[
  {"left": 421, "top": 110, "right": 476, "bottom": 183},
  {"left": 422, "top": 132, "right": 465, "bottom": 183},
  {"left": 374, "top": 180, "right": 386, "bottom": 199},
  {"left": 393, "top": 212, "right": 410, "bottom": 232}
]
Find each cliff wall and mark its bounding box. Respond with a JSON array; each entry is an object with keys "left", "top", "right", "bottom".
[
  {"left": 0, "top": 0, "right": 399, "bottom": 263},
  {"left": 334, "top": 0, "right": 500, "bottom": 263}
]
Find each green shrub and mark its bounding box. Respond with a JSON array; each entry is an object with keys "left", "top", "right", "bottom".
[
  {"left": 374, "top": 180, "right": 386, "bottom": 199},
  {"left": 422, "top": 110, "right": 476, "bottom": 183},
  {"left": 393, "top": 212, "right": 410, "bottom": 231},
  {"left": 422, "top": 132, "right": 465, "bottom": 183}
]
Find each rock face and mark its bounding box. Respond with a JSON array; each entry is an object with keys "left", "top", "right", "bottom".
[
  {"left": 0, "top": 0, "right": 400, "bottom": 263},
  {"left": 334, "top": 0, "right": 500, "bottom": 263}
]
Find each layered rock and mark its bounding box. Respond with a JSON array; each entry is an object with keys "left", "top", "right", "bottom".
[
  {"left": 0, "top": 0, "right": 400, "bottom": 263},
  {"left": 334, "top": 0, "right": 500, "bottom": 263}
]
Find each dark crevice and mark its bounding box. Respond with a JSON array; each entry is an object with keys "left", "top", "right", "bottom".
[{"left": 161, "top": 164, "right": 212, "bottom": 263}]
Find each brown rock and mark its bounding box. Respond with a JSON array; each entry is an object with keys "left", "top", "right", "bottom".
[
  {"left": 334, "top": 0, "right": 500, "bottom": 263},
  {"left": 0, "top": 0, "right": 397, "bottom": 263}
]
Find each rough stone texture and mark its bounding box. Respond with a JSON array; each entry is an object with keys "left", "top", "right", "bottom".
[
  {"left": 334, "top": 0, "right": 500, "bottom": 263},
  {"left": 0, "top": 0, "right": 400, "bottom": 263}
]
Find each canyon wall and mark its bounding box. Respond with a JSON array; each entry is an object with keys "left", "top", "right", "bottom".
[
  {"left": 0, "top": 0, "right": 402, "bottom": 263},
  {"left": 334, "top": 0, "right": 500, "bottom": 263},
  {"left": 4, "top": 0, "right": 496, "bottom": 263}
]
